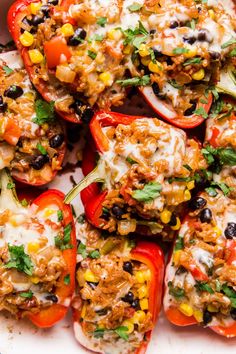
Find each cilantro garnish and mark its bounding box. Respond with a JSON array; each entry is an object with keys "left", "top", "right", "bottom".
[
  {"left": 33, "top": 99, "right": 55, "bottom": 126},
  {"left": 5, "top": 245, "right": 33, "bottom": 276}
]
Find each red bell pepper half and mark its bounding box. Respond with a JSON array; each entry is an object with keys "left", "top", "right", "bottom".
[
  {"left": 7, "top": 0, "right": 79, "bottom": 123},
  {"left": 0, "top": 170, "right": 76, "bottom": 328},
  {"left": 73, "top": 239, "right": 165, "bottom": 354},
  {"left": 164, "top": 192, "right": 236, "bottom": 338},
  {"left": 140, "top": 86, "right": 213, "bottom": 129}
]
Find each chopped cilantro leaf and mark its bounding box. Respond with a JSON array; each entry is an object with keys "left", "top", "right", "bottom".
[
  {"left": 54, "top": 223, "right": 72, "bottom": 250},
  {"left": 33, "top": 99, "right": 55, "bottom": 126},
  {"left": 77, "top": 242, "right": 87, "bottom": 258},
  {"left": 128, "top": 3, "right": 143, "bottom": 11},
  {"left": 195, "top": 281, "right": 214, "bottom": 294},
  {"left": 21, "top": 199, "right": 29, "bottom": 207},
  {"left": 7, "top": 182, "right": 15, "bottom": 189},
  {"left": 5, "top": 245, "right": 33, "bottom": 276},
  {"left": 77, "top": 214, "right": 85, "bottom": 224},
  {"left": 174, "top": 235, "right": 184, "bottom": 251},
  {"left": 221, "top": 37, "right": 236, "bottom": 49},
  {"left": 116, "top": 75, "right": 150, "bottom": 87},
  {"left": 183, "top": 57, "right": 202, "bottom": 66},
  {"left": 97, "top": 17, "right": 107, "bottom": 27},
  {"left": 89, "top": 250, "right": 100, "bottom": 259},
  {"left": 87, "top": 50, "right": 97, "bottom": 60},
  {"left": 93, "top": 328, "right": 105, "bottom": 338},
  {"left": 172, "top": 47, "right": 189, "bottom": 55},
  {"left": 3, "top": 65, "right": 13, "bottom": 76},
  {"left": 20, "top": 290, "right": 33, "bottom": 299},
  {"left": 168, "top": 281, "right": 185, "bottom": 298},
  {"left": 132, "top": 182, "right": 162, "bottom": 202},
  {"left": 115, "top": 326, "right": 129, "bottom": 341},
  {"left": 57, "top": 210, "right": 63, "bottom": 222},
  {"left": 126, "top": 157, "right": 137, "bottom": 165},
  {"left": 36, "top": 143, "right": 47, "bottom": 155},
  {"left": 64, "top": 274, "right": 70, "bottom": 285},
  {"left": 193, "top": 106, "right": 208, "bottom": 119}
]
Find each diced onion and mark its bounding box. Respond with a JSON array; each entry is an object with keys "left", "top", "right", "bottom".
[{"left": 56, "top": 65, "right": 76, "bottom": 83}]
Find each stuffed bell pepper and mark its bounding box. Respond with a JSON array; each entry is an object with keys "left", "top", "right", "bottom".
[
  {"left": 65, "top": 111, "right": 207, "bottom": 238},
  {"left": 72, "top": 217, "right": 164, "bottom": 353},
  {"left": 0, "top": 169, "right": 76, "bottom": 327},
  {"left": 204, "top": 98, "right": 236, "bottom": 198},
  {"left": 8, "top": 0, "right": 236, "bottom": 127},
  {"left": 0, "top": 50, "right": 66, "bottom": 185},
  {"left": 164, "top": 190, "right": 236, "bottom": 337}
]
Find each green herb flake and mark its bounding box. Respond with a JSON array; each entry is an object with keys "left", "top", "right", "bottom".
[
  {"left": 168, "top": 79, "right": 183, "bottom": 89},
  {"left": 57, "top": 210, "right": 63, "bottom": 222},
  {"left": 3, "top": 65, "right": 13, "bottom": 76},
  {"left": 97, "top": 17, "right": 107, "bottom": 27},
  {"left": 221, "top": 37, "right": 236, "bottom": 49},
  {"left": 174, "top": 235, "right": 184, "bottom": 251},
  {"left": 64, "top": 274, "right": 70, "bottom": 285},
  {"left": 193, "top": 106, "right": 208, "bottom": 119},
  {"left": 183, "top": 57, "right": 202, "bottom": 66},
  {"left": 5, "top": 245, "right": 33, "bottom": 276},
  {"left": 93, "top": 34, "right": 104, "bottom": 41},
  {"left": 126, "top": 157, "right": 137, "bottom": 165},
  {"left": 114, "top": 326, "right": 129, "bottom": 341},
  {"left": 21, "top": 199, "right": 29, "bottom": 207},
  {"left": 77, "top": 242, "right": 88, "bottom": 258},
  {"left": 116, "top": 75, "right": 150, "bottom": 87},
  {"left": 172, "top": 47, "right": 189, "bottom": 55},
  {"left": 210, "top": 181, "right": 232, "bottom": 196},
  {"left": 20, "top": 290, "right": 33, "bottom": 299},
  {"left": 77, "top": 214, "right": 85, "bottom": 224},
  {"left": 93, "top": 328, "right": 105, "bottom": 338},
  {"left": 128, "top": 2, "right": 143, "bottom": 11},
  {"left": 89, "top": 250, "right": 100, "bottom": 259},
  {"left": 32, "top": 99, "right": 55, "bottom": 126},
  {"left": 54, "top": 223, "right": 72, "bottom": 250},
  {"left": 195, "top": 281, "right": 214, "bottom": 294},
  {"left": 168, "top": 281, "right": 185, "bottom": 298},
  {"left": 132, "top": 182, "right": 162, "bottom": 202},
  {"left": 205, "top": 186, "right": 218, "bottom": 197},
  {"left": 36, "top": 143, "right": 47, "bottom": 155},
  {"left": 7, "top": 182, "right": 15, "bottom": 189},
  {"left": 222, "top": 284, "right": 236, "bottom": 308},
  {"left": 183, "top": 164, "right": 193, "bottom": 172},
  {"left": 87, "top": 50, "right": 97, "bottom": 60},
  {"left": 229, "top": 48, "right": 236, "bottom": 57}
]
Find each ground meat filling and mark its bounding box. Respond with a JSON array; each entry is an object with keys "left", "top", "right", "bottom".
[
  {"left": 0, "top": 59, "right": 65, "bottom": 184},
  {"left": 18, "top": 0, "right": 236, "bottom": 118},
  {"left": 95, "top": 118, "right": 206, "bottom": 237},
  {"left": 0, "top": 202, "right": 68, "bottom": 317},
  {"left": 164, "top": 191, "right": 236, "bottom": 327},
  {"left": 74, "top": 220, "right": 153, "bottom": 352}
]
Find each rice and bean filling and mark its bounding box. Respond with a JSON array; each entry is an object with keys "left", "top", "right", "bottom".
[
  {"left": 165, "top": 191, "right": 236, "bottom": 327},
  {"left": 95, "top": 118, "right": 206, "bottom": 236},
  {"left": 19, "top": 0, "right": 236, "bottom": 117},
  {"left": 0, "top": 198, "right": 72, "bottom": 316},
  {"left": 75, "top": 219, "right": 153, "bottom": 350},
  {"left": 0, "top": 59, "right": 65, "bottom": 182}
]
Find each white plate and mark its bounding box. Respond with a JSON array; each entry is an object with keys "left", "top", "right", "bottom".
[{"left": 0, "top": 1, "right": 236, "bottom": 353}]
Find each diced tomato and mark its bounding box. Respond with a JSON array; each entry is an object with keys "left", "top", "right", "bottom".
[{"left": 44, "top": 36, "right": 71, "bottom": 69}]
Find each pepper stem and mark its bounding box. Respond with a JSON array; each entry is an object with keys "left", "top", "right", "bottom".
[
  {"left": 0, "top": 169, "right": 21, "bottom": 212},
  {"left": 64, "top": 167, "right": 104, "bottom": 204}
]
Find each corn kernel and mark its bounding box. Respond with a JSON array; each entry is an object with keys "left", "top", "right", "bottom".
[
  {"left": 171, "top": 217, "right": 181, "bottom": 231},
  {"left": 144, "top": 269, "right": 151, "bottom": 281},
  {"left": 42, "top": 123, "right": 49, "bottom": 131},
  {"left": 31, "top": 276, "right": 40, "bottom": 284},
  {"left": 141, "top": 56, "right": 151, "bottom": 66},
  {"left": 184, "top": 189, "right": 191, "bottom": 201},
  {"left": 44, "top": 208, "right": 55, "bottom": 218},
  {"left": 19, "top": 31, "right": 34, "bottom": 47},
  {"left": 81, "top": 305, "right": 86, "bottom": 318},
  {"left": 123, "top": 45, "right": 133, "bottom": 55},
  {"left": 187, "top": 180, "right": 195, "bottom": 190},
  {"left": 208, "top": 9, "right": 215, "bottom": 20},
  {"left": 179, "top": 303, "right": 193, "bottom": 317},
  {"left": 132, "top": 310, "right": 146, "bottom": 324},
  {"left": 184, "top": 47, "right": 197, "bottom": 58},
  {"left": 138, "top": 285, "right": 148, "bottom": 299},
  {"left": 148, "top": 61, "right": 163, "bottom": 73},
  {"left": 28, "top": 49, "right": 44, "bottom": 64},
  {"left": 160, "top": 209, "right": 172, "bottom": 224},
  {"left": 84, "top": 269, "right": 99, "bottom": 283},
  {"left": 139, "top": 44, "right": 150, "bottom": 57},
  {"left": 207, "top": 304, "right": 218, "bottom": 312},
  {"left": 193, "top": 309, "right": 203, "bottom": 323},
  {"left": 95, "top": 53, "right": 105, "bottom": 64},
  {"left": 135, "top": 271, "right": 146, "bottom": 283},
  {"left": 192, "top": 68, "right": 205, "bottom": 81},
  {"left": 173, "top": 250, "right": 182, "bottom": 266},
  {"left": 27, "top": 242, "right": 40, "bottom": 253},
  {"left": 140, "top": 298, "right": 149, "bottom": 311},
  {"left": 61, "top": 23, "right": 74, "bottom": 37},
  {"left": 99, "top": 72, "right": 113, "bottom": 86},
  {"left": 30, "top": 2, "right": 42, "bottom": 15},
  {"left": 122, "top": 320, "right": 134, "bottom": 333},
  {"left": 107, "top": 29, "right": 122, "bottom": 41},
  {"left": 213, "top": 226, "right": 221, "bottom": 237}
]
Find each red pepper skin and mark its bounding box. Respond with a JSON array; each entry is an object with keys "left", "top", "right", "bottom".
[
  {"left": 7, "top": 0, "right": 79, "bottom": 123},
  {"left": 25, "top": 189, "right": 76, "bottom": 328},
  {"left": 73, "top": 241, "right": 164, "bottom": 353},
  {"left": 139, "top": 87, "right": 213, "bottom": 129}
]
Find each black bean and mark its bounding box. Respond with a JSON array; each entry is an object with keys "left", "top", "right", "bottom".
[
  {"left": 203, "top": 310, "right": 213, "bottom": 325},
  {"left": 71, "top": 100, "right": 94, "bottom": 123},
  {"left": 224, "top": 222, "right": 236, "bottom": 239},
  {"left": 168, "top": 214, "right": 177, "bottom": 227},
  {"left": 170, "top": 20, "right": 179, "bottom": 29},
  {"left": 188, "top": 197, "right": 207, "bottom": 211},
  {"left": 183, "top": 35, "right": 196, "bottom": 45},
  {"left": 31, "top": 15, "right": 45, "bottom": 26},
  {"left": 21, "top": 16, "right": 32, "bottom": 27},
  {"left": 230, "top": 308, "right": 236, "bottom": 321},
  {"left": 87, "top": 282, "right": 98, "bottom": 290},
  {"left": 123, "top": 261, "right": 133, "bottom": 274},
  {"left": 112, "top": 205, "right": 125, "bottom": 220},
  {"left": 152, "top": 82, "right": 166, "bottom": 100},
  {"left": 68, "top": 28, "right": 87, "bottom": 46},
  {"left": 210, "top": 51, "right": 221, "bottom": 60},
  {"left": 95, "top": 308, "right": 108, "bottom": 316},
  {"left": 4, "top": 85, "right": 23, "bottom": 99},
  {"left": 49, "top": 133, "right": 64, "bottom": 148},
  {"left": 149, "top": 29, "right": 156, "bottom": 35},
  {"left": 40, "top": 5, "right": 50, "bottom": 17},
  {"left": 131, "top": 299, "right": 141, "bottom": 310},
  {"left": 198, "top": 29, "right": 213, "bottom": 43},
  {"left": 122, "top": 291, "right": 134, "bottom": 304},
  {"left": 17, "top": 138, "right": 23, "bottom": 148},
  {"left": 0, "top": 96, "right": 7, "bottom": 113},
  {"left": 175, "top": 266, "right": 187, "bottom": 275},
  {"left": 48, "top": 0, "right": 59, "bottom": 4},
  {"left": 30, "top": 154, "right": 49, "bottom": 170},
  {"left": 101, "top": 208, "right": 110, "bottom": 221},
  {"left": 152, "top": 48, "right": 163, "bottom": 58},
  {"left": 45, "top": 294, "right": 58, "bottom": 303},
  {"left": 199, "top": 208, "right": 212, "bottom": 223},
  {"left": 184, "top": 101, "right": 197, "bottom": 116}
]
